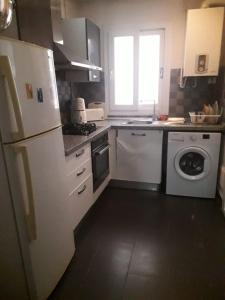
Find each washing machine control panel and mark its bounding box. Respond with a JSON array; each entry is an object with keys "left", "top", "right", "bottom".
[
  {"left": 202, "top": 134, "right": 210, "bottom": 139},
  {"left": 190, "top": 135, "right": 197, "bottom": 142}
]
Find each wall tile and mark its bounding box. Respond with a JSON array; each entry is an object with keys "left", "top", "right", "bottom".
[{"left": 168, "top": 69, "right": 219, "bottom": 117}]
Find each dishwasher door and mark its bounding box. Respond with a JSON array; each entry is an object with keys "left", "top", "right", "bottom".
[{"left": 116, "top": 129, "right": 163, "bottom": 184}]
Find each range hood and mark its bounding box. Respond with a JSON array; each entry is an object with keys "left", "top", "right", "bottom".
[
  {"left": 53, "top": 42, "right": 102, "bottom": 71},
  {"left": 51, "top": 1, "right": 102, "bottom": 71}
]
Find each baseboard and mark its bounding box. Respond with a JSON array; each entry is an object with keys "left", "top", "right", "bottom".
[{"left": 109, "top": 179, "right": 160, "bottom": 191}]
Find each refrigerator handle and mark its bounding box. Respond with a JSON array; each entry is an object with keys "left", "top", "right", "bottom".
[
  {"left": 12, "top": 145, "right": 37, "bottom": 241},
  {"left": 0, "top": 56, "right": 25, "bottom": 140}
]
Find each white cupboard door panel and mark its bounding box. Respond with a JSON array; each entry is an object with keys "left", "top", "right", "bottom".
[
  {"left": 65, "top": 144, "right": 91, "bottom": 174},
  {"left": 4, "top": 127, "right": 75, "bottom": 300},
  {"left": 109, "top": 129, "right": 117, "bottom": 179},
  {"left": 72, "top": 175, "right": 93, "bottom": 229},
  {"left": 67, "top": 158, "right": 92, "bottom": 194},
  {"left": 0, "top": 39, "right": 61, "bottom": 143},
  {"left": 116, "top": 130, "right": 163, "bottom": 183}
]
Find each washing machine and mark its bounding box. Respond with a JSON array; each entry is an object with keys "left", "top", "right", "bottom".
[{"left": 166, "top": 132, "right": 221, "bottom": 198}]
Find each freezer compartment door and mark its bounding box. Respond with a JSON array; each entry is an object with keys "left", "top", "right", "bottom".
[
  {"left": 4, "top": 127, "right": 75, "bottom": 300},
  {"left": 0, "top": 38, "right": 61, "bottom": 143}
]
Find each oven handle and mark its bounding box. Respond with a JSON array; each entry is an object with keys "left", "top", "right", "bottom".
[{"left": 95, "top": 144, "right": 110, "bottom": 156}]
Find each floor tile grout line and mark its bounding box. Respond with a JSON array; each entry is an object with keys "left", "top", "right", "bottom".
[
  {"left": 78, "top": 232, "right": 104, "bottom": 288},
  {"left": 121, "top": 236, "right": 137, "bottom": 300}
]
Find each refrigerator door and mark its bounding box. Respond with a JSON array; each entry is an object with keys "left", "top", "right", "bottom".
[
  {"left": 0, "top": 38, "right": 61, "bottom": 143},
  {"left": 0, "top": 144, "right": 31, "bottom": 300},
  {"left": 4, "top": 127, "right": 75, "bottom": 300}
]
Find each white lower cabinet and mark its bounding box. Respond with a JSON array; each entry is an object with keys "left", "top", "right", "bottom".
[
  {"left": 69, "top": 175, "right": 93, "bottom": 229},
  {"left": 67, "top": 158, "right": 92, "bottom": 192},
  {"left": 116, "top": 129, "right": 163, "bottom": 183},
  {"left": 65, "top": 143, "right": 93, "bottom": 229}
]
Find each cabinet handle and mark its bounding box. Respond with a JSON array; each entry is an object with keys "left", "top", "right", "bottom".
[
  {"left": 77, "top": 167, "right": 86, "bottom": 177},
  {"left": 76, "top": 149, "right": 85, "bottom": 158},
  {"left": 131, "top": 133, "right": 146, "bottom": 137},
  {"left": 78, "top": 185, "right": 86, "bottom": 195}
]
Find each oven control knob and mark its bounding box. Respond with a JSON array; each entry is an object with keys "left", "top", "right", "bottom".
[{"left": 190, "top": 135, "right": 197, "bottom": 142}]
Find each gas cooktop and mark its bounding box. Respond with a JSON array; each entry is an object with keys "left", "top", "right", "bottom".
[{"left": 62, "top": 123, "right": 97, "bottom": 136}]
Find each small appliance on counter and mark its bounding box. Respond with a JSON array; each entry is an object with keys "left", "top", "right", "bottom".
[
  {"left": 71, "top": 97, "right": 87, "bottom": 124},
  {"left": 88, "top": 101, "right": 105, "bottom": 109},
  {"left": 86, "top": 108, "right": 105, "bottom": 121},
  {"left": 86, "top": 101, "right": 105, "bottom": 121},
  {"left": 63, "top": 122, "right": 97, "bottom": 136}
]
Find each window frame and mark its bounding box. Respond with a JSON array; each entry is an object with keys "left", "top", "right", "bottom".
[{"left": 108, "top": 28, "right": 165, "bottom": 115}]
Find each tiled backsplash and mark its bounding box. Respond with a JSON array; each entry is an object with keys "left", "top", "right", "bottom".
[
  {"left": 56, "top": 80, "right": 72, "bottom": 124},
  {"left": 57, "top": 68, "right": 224, "bottom": 123},
  {"left": 72, "top": 81, "right": 105, "bottom": 106},
  {"left": 169, "top": 69, "right": 217, "bottom": 117}
]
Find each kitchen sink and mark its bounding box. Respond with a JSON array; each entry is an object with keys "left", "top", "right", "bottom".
[{"left": 122, "top": 120, "right": 153, "bottom": 125}]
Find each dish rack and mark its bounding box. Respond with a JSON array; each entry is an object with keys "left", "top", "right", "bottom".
[{"left": 189, "top": 112, "right": 222, "bottom": 124}]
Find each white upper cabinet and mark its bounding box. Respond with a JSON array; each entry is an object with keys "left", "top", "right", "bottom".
[{"left": 183, "top": 7, "right": 224, "bottom": 77}]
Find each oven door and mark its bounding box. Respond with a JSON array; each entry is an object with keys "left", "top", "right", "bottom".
[{"left": 92, "top": 144, "right": 110, "bottom": 191}]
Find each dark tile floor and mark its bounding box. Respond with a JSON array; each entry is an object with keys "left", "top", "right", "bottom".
[{"left": 49, "top": 187, "right": 225, "bottom": 300}]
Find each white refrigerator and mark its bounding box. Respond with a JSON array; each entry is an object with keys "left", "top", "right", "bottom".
[{"left": 0, "top": 37, "right": 75, "bottom": 300}]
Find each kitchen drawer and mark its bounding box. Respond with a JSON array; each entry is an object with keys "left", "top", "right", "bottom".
[
  {"left": 65, "top": 144, "right": 91, "bottom": 174},
  {"left": 67, "top": 158, "right": 92, "bottom": 193},
  {"left": 69, "top": 175, "right": 93, "bottom": 229}
]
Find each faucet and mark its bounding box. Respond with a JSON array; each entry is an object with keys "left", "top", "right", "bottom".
[{"left": 152, "top": 98, "right": 157, "bottom": 121}]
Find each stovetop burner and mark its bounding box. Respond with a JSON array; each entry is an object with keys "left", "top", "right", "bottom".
[{"left": 62, "top": 123, "right": 97, "bottom": 136}]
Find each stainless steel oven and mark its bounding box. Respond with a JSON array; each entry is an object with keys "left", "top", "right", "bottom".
[{"left": 91, "top": 132, "right": 110, "bottom": 192}]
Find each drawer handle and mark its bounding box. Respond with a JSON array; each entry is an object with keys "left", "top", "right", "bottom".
[
  {"left": 76, "top": 149, "right": 85, "bottom": 158},
  {"left": 78, "top": 185, "right": 86, "bottom": 195},
  {"left": 131, "top": 133, "right": 146, "bottom": 137},
  {"left": 77, "top": 167, "right": 86, "bottom": 177}
]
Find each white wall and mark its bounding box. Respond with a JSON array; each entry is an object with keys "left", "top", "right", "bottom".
[
  {"left": 64, "top": 0, "right": 79, "bottom": 18},
  {"left": 68, "top": 0, "right": 203, "bottom": 114}
]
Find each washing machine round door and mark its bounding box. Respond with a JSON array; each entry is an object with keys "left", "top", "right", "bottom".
[{"left": 174, "top": 147, "right": 211, "bottom": 181}]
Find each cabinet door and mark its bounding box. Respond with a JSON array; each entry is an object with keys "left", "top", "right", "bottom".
[
  {"left": 86, "top": 19, "right": 101, "bottom": 67},
  {"left": 109, "top": 129, "right": 117, "bottom": 179},
  {"left": 16, "top": 0, "right": 53, "bottom": 49},
  {"left": 116, "top": 130, "right": 163, "bottom": 183},
  {"left": 70, "top": 175, "right": 93, "bottom": 229}
]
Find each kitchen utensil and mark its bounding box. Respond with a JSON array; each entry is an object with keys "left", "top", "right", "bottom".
[{"left": 0, "top": 0, "right": 14, "bottom": 31}]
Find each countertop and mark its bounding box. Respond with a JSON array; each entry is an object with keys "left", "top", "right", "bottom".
[{"left": 63, "top": 119, "right": 225, "bottom": 156}]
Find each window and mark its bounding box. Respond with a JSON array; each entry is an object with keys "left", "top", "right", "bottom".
[{"left": 109, "top": 30, "right": 164, "bottom": 113}]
